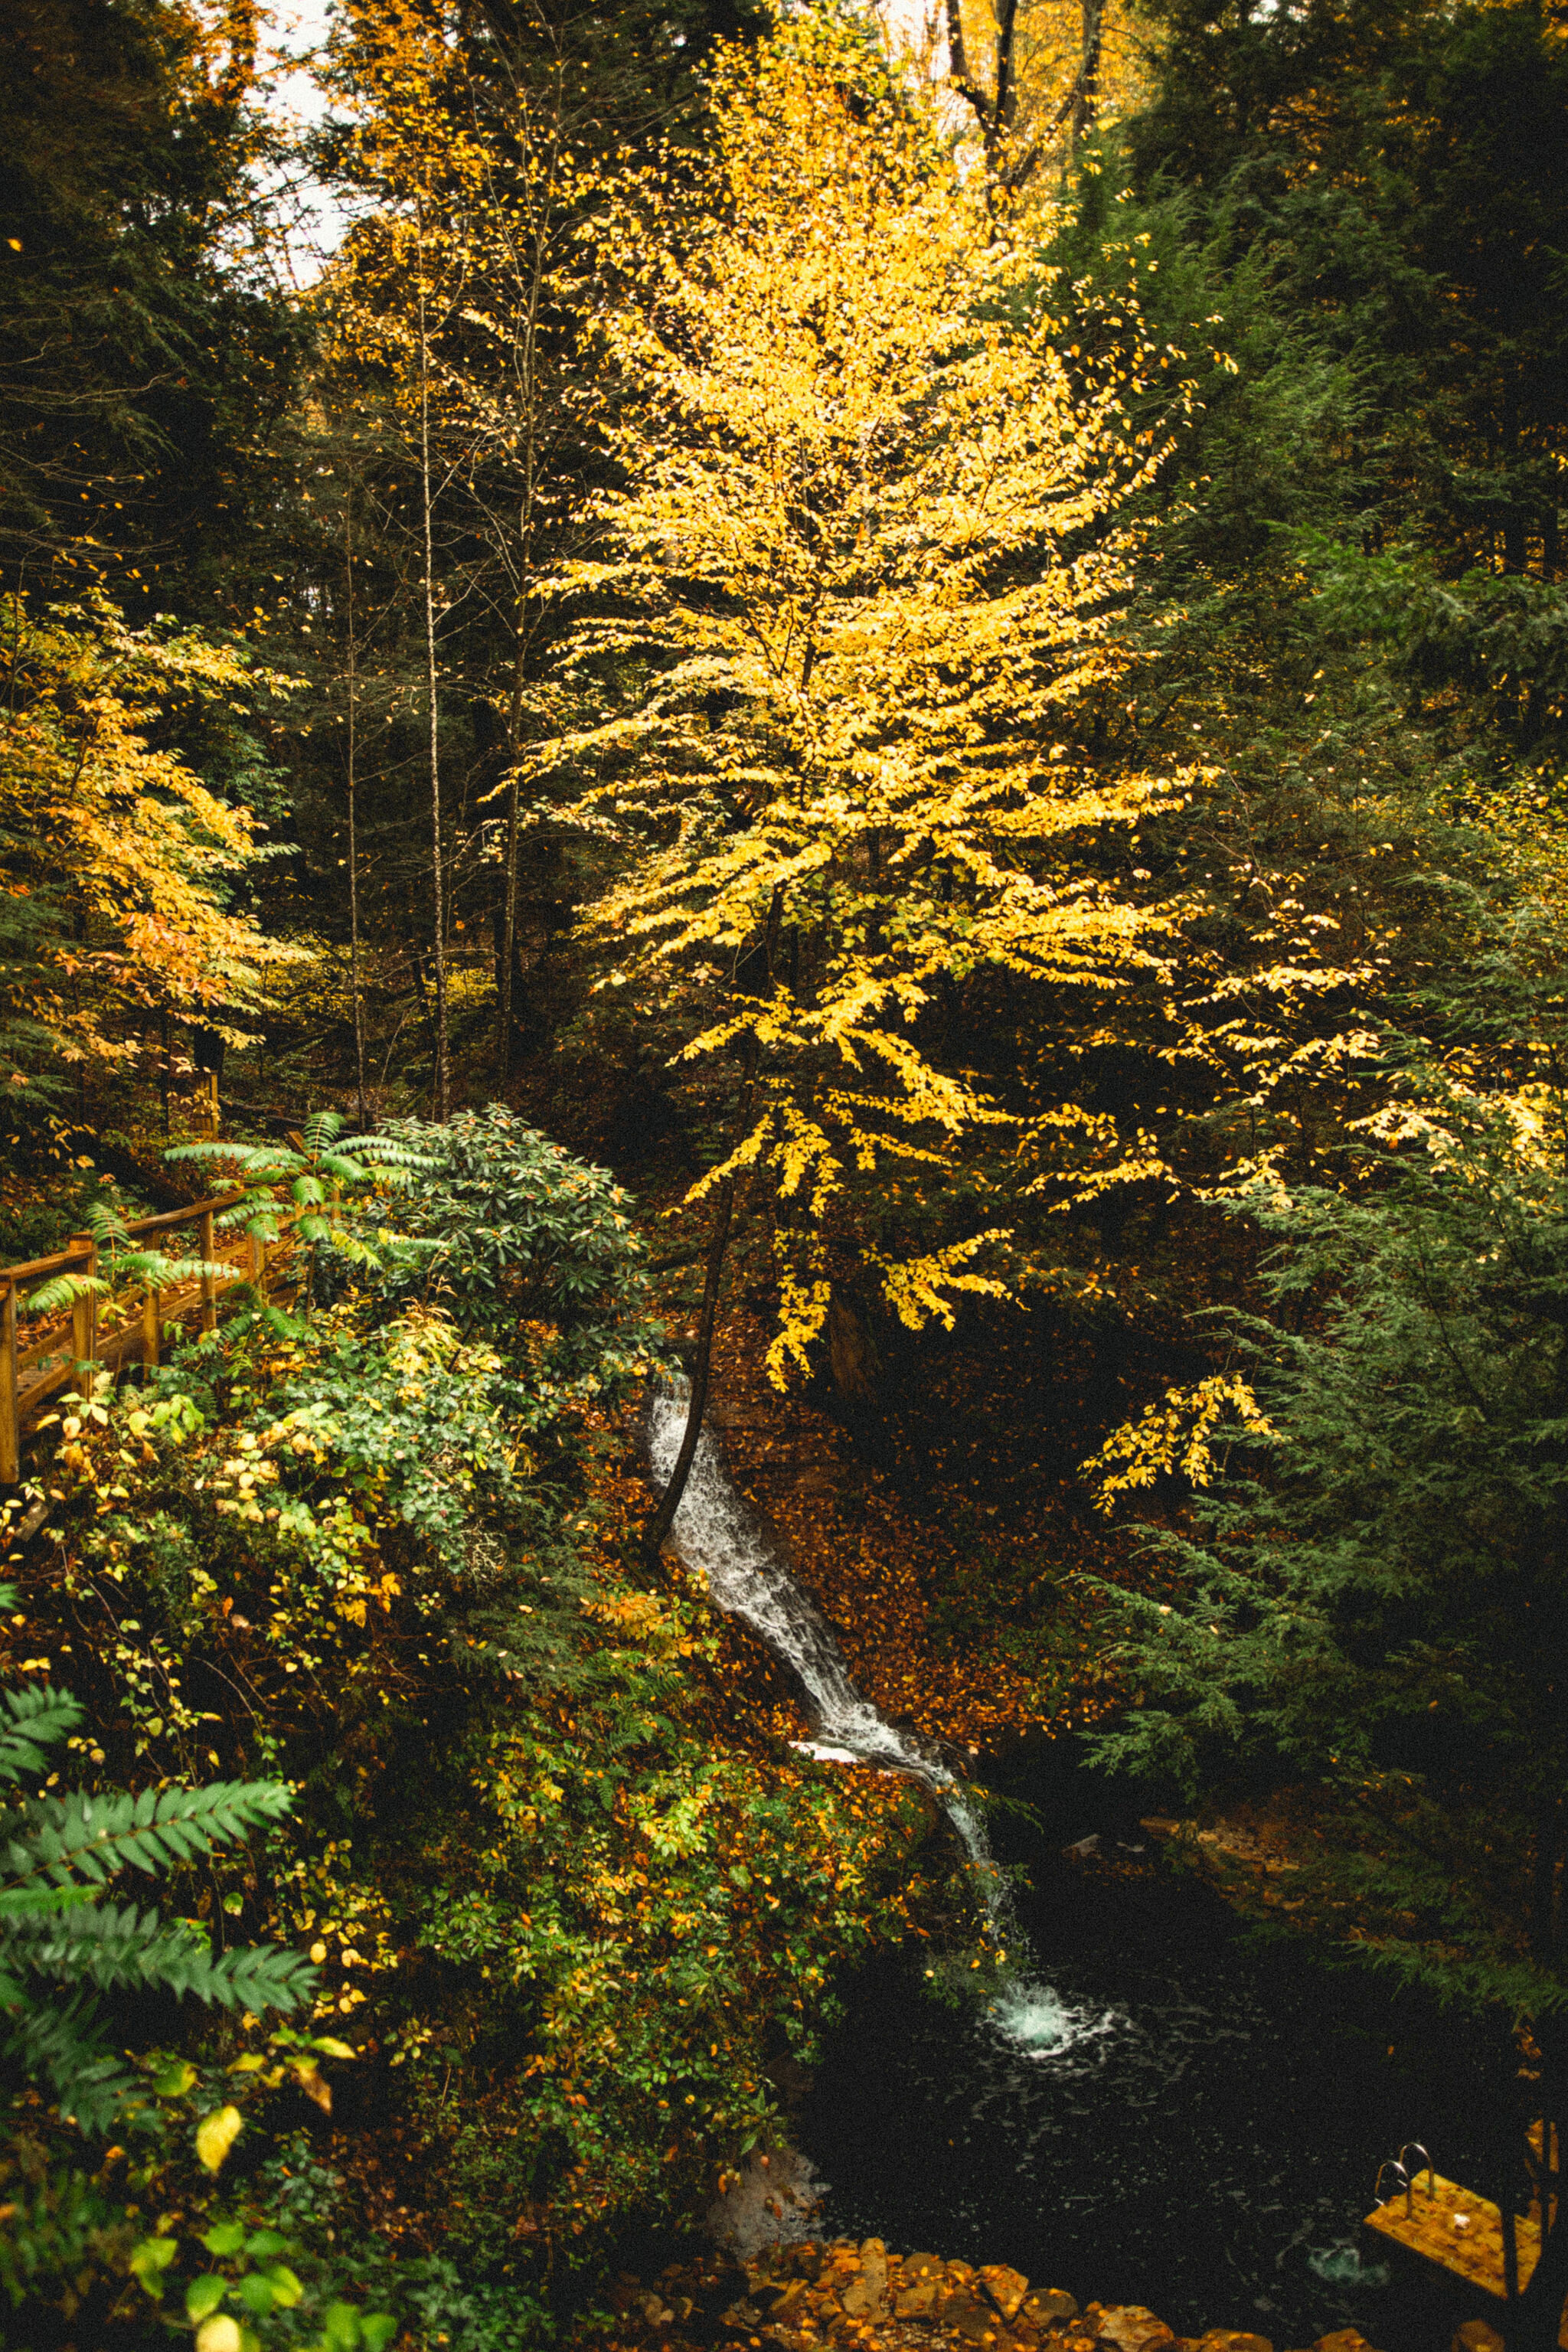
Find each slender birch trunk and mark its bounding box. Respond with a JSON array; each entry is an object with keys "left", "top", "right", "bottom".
[
  {"left": 498, "top": 652, "right": 523, "bottom": 1083},
  {"left": 345, "top": 490, "right": 368, "bottom": 1130},
  {"left": 416, "top": 206, "right": 451, "bottom": 1123}
]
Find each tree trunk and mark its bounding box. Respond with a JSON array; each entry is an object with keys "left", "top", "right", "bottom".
[
  {"left": 644, "top": 1017, "right": 765, "bottom": 1557},
  {"left": 642, "top": 1175, "right": 739, "bottom": 1561},
  {"left": 1509, "top": 2143, "right": 1568, "bottom": 2350},
  {"left": 1510, "top": 2014, "right": 1568, "bottom": 2352},
  {"left": 498, "top": 651, "right": 524, "bottom": 1083},
  {"left": 944, "top": 0, "right": 971, "bottom": 83},
  {"left": 1072, "top": 0, "right": 1106, "bottom": 145},
  {"left": 417, "top": 216, "right": 451, "bottom": 1123},
  {"left": 345, "top": 492, "right": 368, "bottom": 1131}
]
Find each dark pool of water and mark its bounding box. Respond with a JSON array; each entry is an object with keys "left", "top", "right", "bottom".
[{"left": 799, "top": 1758, "right": 1509, "bottom": 2352}]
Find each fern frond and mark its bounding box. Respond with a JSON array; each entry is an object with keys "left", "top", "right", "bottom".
[
  {"left": 350, "top": 1136, "right": 432, "bottom": 1169},
  {"left": 5, "top": 1991, "right": 132, "bottom": 2131},
  {"left": 195, "top": 1939, "right": 315, "bottom": 2010},
  {"left": 8, "top": 1779, "right": 295, "bottom": 1888},
  {"left": 5, "top": 1898, "right": 313, "bottom": 2008},
  {"left": 217, "top": 1202, "right": 275, "bottom": 1235},
  {"left": 302, "top": 1109, "right": 346, "bottom": 1155},
  {"left": 24, "top": 1272, "right": 108, "bottom": 1315},
  {"left": 81, "top": 1199, "right": 135, "bottom": 1250},
  {"left": 234, "top": 1209, "right": 284, "bottom": 1241},
  {"left": 0, "top": 1685, "right": 83, "bottom": 1785},
  {"left": 316, "top": 1153, "right": 370, "bottom": 1183},
  {"left": 7, "top": 1898, "right": 213, "bottom": 1984},
  {"left": 165, "top": 1141, "right": 282, "bottom": 1176},
  {"left": 109, "top": 1250, "right": 233, "bottom": 1291}
]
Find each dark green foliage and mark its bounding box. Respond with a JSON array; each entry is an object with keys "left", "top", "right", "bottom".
[
  {"left": 1091, "top": 1060, "right": 1568, "bottom": 2016},
  {"left": 0, "top": 0, "right": 309, "bottom": 598},
  {"left": 371, "top": 1106, "right": 663, "bottom": 1376},
  {"left": 0, "top": 1586, "right": 312, "bottom": 2131}
]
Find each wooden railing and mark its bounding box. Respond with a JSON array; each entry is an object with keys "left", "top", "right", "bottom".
[{"left": 0, "top": 1188, "right": 296, "bottom": 1483}]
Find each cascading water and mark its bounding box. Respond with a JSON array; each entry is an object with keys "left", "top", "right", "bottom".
[{"left": 647, "top": 1386, "right": 1110, "bottom": 2058}]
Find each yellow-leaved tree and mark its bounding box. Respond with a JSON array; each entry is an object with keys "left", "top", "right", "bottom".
[
  {"left": 0, "top": 591, "right": 290, "bottom": 1118},
  {"left": 545, "top": 13, "right": 1195, "bottom": 1541}
]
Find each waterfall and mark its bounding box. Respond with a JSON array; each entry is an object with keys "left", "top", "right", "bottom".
[{"left": 648, "top": 1387, "right": 1107, "bottom": 2057}]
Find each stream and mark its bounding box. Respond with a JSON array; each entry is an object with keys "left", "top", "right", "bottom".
[{"left": 648, "top": 1391, "right": 1500, "bottom": 2352}]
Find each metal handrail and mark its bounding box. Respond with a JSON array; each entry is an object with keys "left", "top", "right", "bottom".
[
  {"left": 1399, "top": 2142, "right": 1436, "bottom": 2201},
  {"left": 1372, "top": 2159, "right": 1411, "bottom": 2211}
]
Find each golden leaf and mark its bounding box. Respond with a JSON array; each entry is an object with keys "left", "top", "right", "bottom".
[{"left": 194, "top": 2105, "right": 243, "bottom": 2173}]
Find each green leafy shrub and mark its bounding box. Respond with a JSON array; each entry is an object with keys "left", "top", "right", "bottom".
[
  {"left": 369, "top": 1106, "right": 661, "bottom": 1378},
  {"left": 1, "top": 1117, "right": 930, "bottom": 2338}
]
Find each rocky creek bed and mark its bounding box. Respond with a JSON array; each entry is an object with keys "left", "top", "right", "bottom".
[{"left": 599, "top": 2236, "right": 1489, "bottom": 2352}]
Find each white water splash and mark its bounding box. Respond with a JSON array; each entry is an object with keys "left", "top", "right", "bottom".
[
  {"left": 987, "top": 1978, "right": 1117, "bottom": 2060},
  {"left": 648, "top": 1385, "right": 1109, "bottom": 2055}
]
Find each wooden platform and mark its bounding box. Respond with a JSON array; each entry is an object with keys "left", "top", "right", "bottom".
[
  {"left": 1364, "top": 2129, "right": 1564, "bottom": 2340},
  {"left": 1366, "top": 2168, "right": 1540, "bottom": 2298}
]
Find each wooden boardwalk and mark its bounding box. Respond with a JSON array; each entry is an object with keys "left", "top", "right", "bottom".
[{"left": 0, "top": 1189, "right": 298, "bottom": 1481}]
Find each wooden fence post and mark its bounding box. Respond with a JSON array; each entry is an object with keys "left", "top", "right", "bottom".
[
  {"left": 68, "top": 1235, "right": 98, "bottom": 1390},
  {"left": 142, "top": 1283, "right": 160, "bottom": 1372},
  {"left": 0, "top": 1279, "right": 17, "bottom": 1485},
  {"left": 199, "top": 1209, "right": 217, "bottom": 1335}
]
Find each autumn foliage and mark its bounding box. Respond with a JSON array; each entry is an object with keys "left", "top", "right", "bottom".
[
  {"left": 553, "top": 18, "right": 1197, "bottom": 1379},
  {"left": 0, "top": 591, "right": 288, "bottom": 1103}
]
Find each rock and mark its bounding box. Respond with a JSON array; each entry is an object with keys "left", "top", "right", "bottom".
[
  {"left": 1312, "top": 2334, "right": 1380, "bottom": 2352},
  {"left": 707, "top": 2151, "right": 825, "bottom": 2262},
  {"left": 938, "top": 2285, "right": 1005, "bottom": 2344},
  {"left": 1021, "top": 2293, "right": 1080, "bottom": 2328},
  {"left": 721, "top": 2301, "right": 763, "bottom": 2334},
  {"left": 1194, "top": 2336, "right": 1272, "bottom": 2352},
  {"left": 1452, "top": 2327, "right": 1504, "bottom": 2352},
  {"left": 894, "top": 2254, "right": 945, "bottom": 2319},
  {"left": 980, "top": 2268, "right": 1031, "bottom": 2323},
  {"left": 1095, "top": 2307, "right": 1176, "bottom": 2352},
  {"left": 842, "top": 2244, "right": 889, "bottom": 2317}
]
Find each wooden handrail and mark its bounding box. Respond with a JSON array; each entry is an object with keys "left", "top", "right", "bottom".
[
  {"left": 0, "top": 1189, "right": 250, "bottom": 1309},
  {"left": 0, "top": 1183, "right": 298, "bottom": 1485},
  {"left": 117, "top": 1188, "right": 246, "bottom": 1243},
  {"left": 1, "top": 1243, "right": 94, "bottom": 1285}
]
